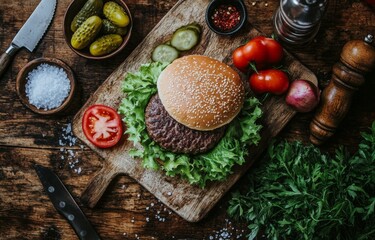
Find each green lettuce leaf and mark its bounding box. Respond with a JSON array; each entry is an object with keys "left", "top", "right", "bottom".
[{"left": 119, "top": 62, "right": 262, "bottom": 187}]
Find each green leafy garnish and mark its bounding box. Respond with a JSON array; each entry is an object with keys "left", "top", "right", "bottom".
[
  {"left": 228, "top": 122, "right": 375, "bottom": 239},
  {"left": 119, "top": 62, "right": 263, "bottom": 187}
]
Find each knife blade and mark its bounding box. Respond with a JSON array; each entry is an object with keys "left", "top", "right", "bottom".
[
  {"left": 34, "top": 164, "right": 101, "bottom": 240},
  {"left": 0, "top": 0, "right": 56, "bottom": 77}
]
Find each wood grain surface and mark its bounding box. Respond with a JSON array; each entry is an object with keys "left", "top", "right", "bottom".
[
  {"left": 71, "top": 0, "right": 317, "bottom": 223},
  {"left": 1, "top": 0, "right": 375, "bottom": 239}
]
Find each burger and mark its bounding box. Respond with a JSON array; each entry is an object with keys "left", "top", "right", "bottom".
[
  {"left": 119, "top": 54, "right": 261, "bottom": 187},
  {"left": 144, "top": 55, "right": 245, "bottom": 155}
]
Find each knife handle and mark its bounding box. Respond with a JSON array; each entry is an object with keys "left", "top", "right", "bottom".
[
  {"left": 58, "top": 204, "right": 101, "bottom": 240},
  {"left": 0, "top": 44, "right": 19, "bottom": 78}
]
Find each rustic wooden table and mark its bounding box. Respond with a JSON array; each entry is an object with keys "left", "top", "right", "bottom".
[{"left": 0, "top": 0, "right": 374, "bottom": 239}]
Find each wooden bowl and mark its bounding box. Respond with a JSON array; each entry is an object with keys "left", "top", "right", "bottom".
[
  {"left": 16, "top": 58, "right": 76, "bottom": 115},
  {"left": 63, "top": 0, "right": 133, "bottom": 60}
]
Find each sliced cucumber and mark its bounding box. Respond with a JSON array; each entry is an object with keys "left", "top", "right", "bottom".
[
  {"left": 171, "top": 29, "right": 199, "bottom": 51},
  {"left": 184, "top": 23, "right": 202, "bottom": 34},
  {"left": 175, "top": 23, "right": 202, "bottom": 35},
  {"left": 151, "top": 44, "right": 179, "bottom": 63}
]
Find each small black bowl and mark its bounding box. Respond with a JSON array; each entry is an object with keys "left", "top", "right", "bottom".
[{"left": 205, "top": 0, "right": 247, "bottom": 36}]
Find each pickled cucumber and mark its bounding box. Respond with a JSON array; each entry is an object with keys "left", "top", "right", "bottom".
[
  {"left": 175, "top": 22, "right": 202, "bottom": 35},
  {"left": 103, "top": 1, "right": 129, "bottom": 27},
  {"left": 89, "top": 34, "right": 123, "bottom": 56},
  {"left": 151, "top": 44, "right": 179, "bottom": 63},
  {"left": 171, "top": 28, "right": 199, "bottom": 51},
  {"left": 71, "top": 16, "right": 103, "bottom": 50},
  {"left": 71, "top": 0, "right": 103, "bottom": 32},
  {"left": 102, "top": 19, "right": 128, "bottom": 36}
]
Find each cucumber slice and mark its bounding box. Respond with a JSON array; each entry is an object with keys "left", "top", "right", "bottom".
[
  {"left": 175, "top": 23, "right": 202, "bottom": 35},
  {"left": 184, "top": 23, "right": 202, "bottom": 34},
  {"left": 171, "top": 29, "right": 199, "bottom": 51},
  {"left": 151, "top": 44, "right": 179, "bottom": 63}
]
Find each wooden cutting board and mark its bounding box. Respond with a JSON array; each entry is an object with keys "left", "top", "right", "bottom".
[{"left": 72, "top": 0, "right": 317, "bottom": 222}]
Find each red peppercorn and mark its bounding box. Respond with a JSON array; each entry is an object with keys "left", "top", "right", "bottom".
[{"left": 211, "top": 4, "right": 241, "bottom": 31}]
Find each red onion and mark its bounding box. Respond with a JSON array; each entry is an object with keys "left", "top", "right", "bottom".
[{"left": 285, "top": 79, "right": 320, "bottom": 113}]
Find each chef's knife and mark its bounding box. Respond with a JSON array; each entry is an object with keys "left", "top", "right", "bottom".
[
  {"left": 0, "top": 0, "right": 56, "bottom": 78},
  {"left": 34, "top": 164, "right": 101, "bottom": 240}
]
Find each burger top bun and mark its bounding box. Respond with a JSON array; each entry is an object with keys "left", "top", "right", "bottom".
[{"left": 157, "top": 55, "right": 245, "bottom": 131}]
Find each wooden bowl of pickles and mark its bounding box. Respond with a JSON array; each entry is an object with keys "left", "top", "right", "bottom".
[{"left": 63, "top": 0, "right": 132, "bottom": 60}]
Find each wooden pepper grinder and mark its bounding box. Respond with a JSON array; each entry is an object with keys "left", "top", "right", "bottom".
[{"left": 310, "top": 34, "right": 375, "bottom": 145}]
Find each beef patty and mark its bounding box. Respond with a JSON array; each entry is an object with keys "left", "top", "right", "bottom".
[{"left": 145, "top": 94, "right": 226, "bottom": 155}]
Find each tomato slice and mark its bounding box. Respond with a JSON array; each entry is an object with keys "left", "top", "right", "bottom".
[{"left": 82, "top": 104, "right": 123, "bottom": 148}]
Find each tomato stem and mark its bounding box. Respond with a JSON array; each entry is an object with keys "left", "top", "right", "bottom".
[
  {"left": 260, "top": 93, "right": 270, "bottom": 103},
  {"left": 249, "top": 62, "right": 259, "bottom": 74},
  {"left": 273, "top": 65, "right": 290, "bottom": 75},
  {"left": 271, "top": 33, "right": 278, "bottom": 40}
]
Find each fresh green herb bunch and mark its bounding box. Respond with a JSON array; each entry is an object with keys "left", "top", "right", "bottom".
[
  {"left": 228, "top": 122, "right": 375, "bottom": 240},
  {"left": 119, "top": 62, "right": 263, "bottom": 187}
]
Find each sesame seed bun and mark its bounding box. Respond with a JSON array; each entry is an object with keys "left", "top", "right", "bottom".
[{"left": 157, "top": 55, "right": 245, "bottom": 131}]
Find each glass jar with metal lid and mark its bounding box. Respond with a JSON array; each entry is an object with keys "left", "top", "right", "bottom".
[{"left": 273, "top": 0, "right": 328, "bottom": 47}]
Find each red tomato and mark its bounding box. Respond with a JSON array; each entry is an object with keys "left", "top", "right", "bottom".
[
  {"left": 262, "top": 37, "right": 284, "bottom": 65},
  {"left": 242, "top": 38, "right": 268, "bottom": 69},
  {"left": 249, "top": 69, "right": 289, "bottom": 95},
  {"left": 232, "top": 36, "right": 284, "bottom": 72},
  {"left": 232, "top": 47, "right": 249, "bottom": 72},
  {"left": 82, "top": 104, "right": 123, "bottom": 148}
]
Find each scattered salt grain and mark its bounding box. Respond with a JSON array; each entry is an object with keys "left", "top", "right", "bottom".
[
  {"left": 58, "top": 123, "right": 82, "bottom": 174},
  {"left": 25, "top": 63, "right": 71, "bottom": 110},
  {"left": 208, "top": 218, "right": 246, "bottom": 239},
  {"left": 143, "top": 201, "right": 172, "bottom": 224}
]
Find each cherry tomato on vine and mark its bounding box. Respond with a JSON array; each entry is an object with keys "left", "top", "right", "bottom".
[
  {"left": 232, "top": 47, "right": 249, "bottom": 72},
  {"left": 249, "top": 69, "right": 290, "bottom": 95},
  {"left": 261, "top": 37, "right": 284, "bottom": 65},
  {"left": 82, "top": 104, "right": 123, "bottom": 148},
  {"left": 232, "top": 36, "right": 284, "bottom": 72},
  {"left": 242, "top": 38, "right": 268, "bottom": 69}
]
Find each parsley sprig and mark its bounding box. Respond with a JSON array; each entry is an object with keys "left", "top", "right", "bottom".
[{"left": 228, "top": 122, "right": 375, "bottom": 239}]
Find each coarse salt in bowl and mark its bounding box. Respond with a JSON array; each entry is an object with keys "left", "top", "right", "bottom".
[{"left": 16, "top": 58, "right": 76, "bottom": 115}]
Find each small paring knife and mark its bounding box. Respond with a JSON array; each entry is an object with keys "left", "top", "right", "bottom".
[
  {"left": 0, "top": 0, "right": 56, "bottom": 78},
  {"left": 34, "top": 164, "right": 101, "bottom": 240}
]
